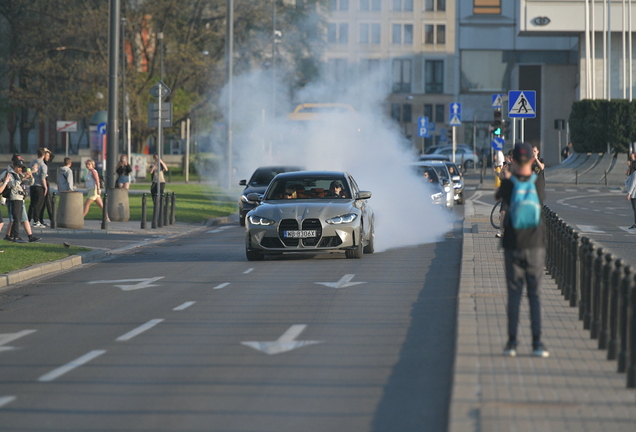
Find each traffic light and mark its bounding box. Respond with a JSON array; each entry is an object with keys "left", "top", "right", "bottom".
[
  {"left": 447, "top": 128, "right": 453, "bottom": 142},
  {"left": 492, "top": 110, "right": 502, "bottom": 137}
]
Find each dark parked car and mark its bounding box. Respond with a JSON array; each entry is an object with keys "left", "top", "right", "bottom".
[{"left": 238, "top": 166, "right": 303, "bottom": 226}]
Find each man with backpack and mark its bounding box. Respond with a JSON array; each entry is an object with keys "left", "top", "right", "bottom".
[
  {"left": 495, "top": 142, "right": 549, "bottom": 358},
  {"left": 0, "top": 158, "right": 41, "bottom": 243}
]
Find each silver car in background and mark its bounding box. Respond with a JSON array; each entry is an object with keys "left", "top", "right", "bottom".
[
  {"left": 414, "top": 160, "right": 454, "bottom": 208},
  {"left": 244, "top": 171, "right": 374, "bottom": 261},
  {"left": 444, "top": 161, "right": 464, "bottom": 205}
]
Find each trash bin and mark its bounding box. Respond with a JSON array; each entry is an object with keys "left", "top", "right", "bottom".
[{"left": 56, "top": 191, "right": 84, "bottom": 229}]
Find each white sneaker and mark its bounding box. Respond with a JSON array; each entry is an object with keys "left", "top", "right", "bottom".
[{"left": 32, "top": 222, "right": 43, "bottom": 228}]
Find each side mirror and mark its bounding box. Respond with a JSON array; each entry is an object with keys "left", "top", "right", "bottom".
[
  {"left": 239, "top": 179, "right": 247, "bottom": 186},
  {"left": 355, "top": 191, "right": 372, "bottom": 200},
  {"left": 452, "top": 175, "right": 461, "bottom": 182},
  {"left": 246, "top": 193, "right": 262, "bottom": 202}
]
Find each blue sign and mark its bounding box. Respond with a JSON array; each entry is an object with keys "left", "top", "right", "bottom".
[
  {"left": 417, "top": 117, "right": 429, "bottom": 138},
  {"left": 492, "top": 137, "right": 505, "bottom": 151},
  {"left": 449, "top": 103, "right": 461, "bottom": 126},
  {"left": 508, "top": 91, "right": 536, "bottom": 118},
  {"left": 429, "top": 122, "right": 436, "bottom": 131},
  {"left": 97, "top": 122, "right": 107, "bottom": 135},
  {"left": 491, "top": 94, "right": 505, "bottom": 108}
]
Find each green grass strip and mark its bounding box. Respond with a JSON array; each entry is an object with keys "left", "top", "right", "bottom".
[{"left": 0, "top": 242, "right": 89, "bottom": 274}]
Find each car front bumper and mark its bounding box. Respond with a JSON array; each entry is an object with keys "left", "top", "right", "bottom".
[{"left": 246, "top": 221, "right": 360, "bottom": 253}]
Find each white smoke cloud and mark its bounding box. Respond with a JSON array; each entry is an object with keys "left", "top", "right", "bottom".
[{"left": 216, "top": 66, "right": 454, "bottom": 251}]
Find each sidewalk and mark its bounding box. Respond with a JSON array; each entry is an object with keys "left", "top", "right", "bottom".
[
  {"left": 0, "top": 215, "right": 236, "bottom": 289},
  {"left": 451, "top": 176, "right": 636, "bottom": 432}
]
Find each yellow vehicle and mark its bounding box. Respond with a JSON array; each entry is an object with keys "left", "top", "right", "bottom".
[{"left": 286, "top": 103, "right": 356, "bottom": 121}]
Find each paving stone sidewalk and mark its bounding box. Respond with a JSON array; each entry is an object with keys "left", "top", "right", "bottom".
[{"left": 450, "top": 215, "right": 636, "bottom": 432}]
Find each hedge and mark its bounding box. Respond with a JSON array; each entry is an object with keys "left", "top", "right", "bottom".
[{"left": 570, "top": 99, "right": 636, "bottom": 153}]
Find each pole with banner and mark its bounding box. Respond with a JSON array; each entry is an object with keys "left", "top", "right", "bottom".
[{"left": 56, "top": 121, "right": 77, "bottom": 157}]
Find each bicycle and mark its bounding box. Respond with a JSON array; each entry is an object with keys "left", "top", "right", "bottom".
[{"left": 490, "top": 200, "right": 502, "bottom": 230}]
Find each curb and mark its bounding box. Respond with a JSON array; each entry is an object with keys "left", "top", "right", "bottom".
[{"left": 0, "top": 214, "right": 239, "bottom": 291}]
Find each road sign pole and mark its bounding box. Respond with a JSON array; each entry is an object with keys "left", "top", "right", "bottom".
[
  {"left": 421, "top": 137, "right": 424, "bottom": 155},
  {"left": 452, "top": 127, "right": 456, "bottom": 162},
  {"left": 521, "top": 118, "right": 525, "bottom": 144},
  {"left": 65, "top": 131, "right": 70, "bottom": 157},
  {"left": 512, "top": 119, "right": 516, "bottom": 148}
]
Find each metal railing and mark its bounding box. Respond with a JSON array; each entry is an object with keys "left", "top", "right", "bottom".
[{"left": 543, "top": 205, "right": 636, "bottom": 389}]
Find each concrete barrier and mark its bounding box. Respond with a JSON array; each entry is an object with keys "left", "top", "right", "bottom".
[
  {"left": 107, "top": 188, "right": 130, "bottom": 222},
  {"left": 56, "top": 191, "right": 84, "bottom": 229}
]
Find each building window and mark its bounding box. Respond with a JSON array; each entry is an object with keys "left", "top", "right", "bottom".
[
  {"left": 330, "top": 0, "right": 349, "bottom": 11},
  {"left": 360, "top": 23, "right": 381, "bottom": 44},
  {"left": 392, "top": 0, "right": 413, "bottom": 11},
  {"left": 424, "top": 104, "right": 433, "bottom": 121},
  {"left": 424, "top": 24, "right": 445, "bottom": 45},
  {"left": 361, "top": 0, "right": 369, "bottom": 10},
  {"left": 435, "top": 104, "right": 444, "bottom": 123},
  {"left": 474, "top": 0, "right": 501, "bottom": 14},
  {"left": 362, "top": 0, "right": 381, "bottom": 10},
  {"left": 328, "top": 59, "right": 348, "bottom": 83},
  {"left": 328, "top": 23, "right": 349, "bottom": 44},
  {"left": 362, "top": 58, "right": 381, "bottom": 73},
  {"left": 423, "top": 104, "right": 445, "bottom": 123},
  {"left": 392, "top": 59, "right": 412, "bottom": 93},
  {"left": 391, "top": 103, "right": 401, "bottom": 121},
  {"left": 391, "top": 104, "right": 412, "bottom": 123},
  {"left": 426, "top": 0, "right": 446, "bottom": 11},
  {"left": 403, "top": 104, "right": 412, "bottom": 123},
  {"left": 425, "top": 60, "right": 443, "bottom": 93},
  {"left": 460, "top": 50, "right": 511, "bottom": 92},
  {"left": 392, "top": 24, "right": 413, "bottom": 44}
]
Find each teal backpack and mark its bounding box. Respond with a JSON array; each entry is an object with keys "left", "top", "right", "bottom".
[{"left": 509, "top": 174, "right": 541, "bottom": 229}]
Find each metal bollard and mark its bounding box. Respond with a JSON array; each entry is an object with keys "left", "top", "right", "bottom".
[
  {"left": 157, "top": 193, "right": 164, "bottom": 228},
  {"left": 51, "top": 192, "right": 57, "bottom": 229},
  {"left": 579, "top": 237, "right": 589, "bottom": 321},
  {"left": 583, "top": 240, "right": 596, "bottom": 329},
  {"left": 598, "top": 253, "right": 615, "bottom": 349},
  {"left": 170, "top": 192, "right": 176, "bottom": 225},
  {"left": 569, "top": 230, "right": 581, "bottom": 307},
  {"left": 626, "top": 276, "right": 636, "bottom": 388},
  {"left": 575, "top": 169, "right": 579, "bottom": 185},
  {"left": 162, "top": 192, "right": 169, "bottom": 226},
  {"left": 141, "top": 193, "right": 147, "bottom": 230},
  {"left": 618, "top": 267, "right": 634, "bottom": 373},
  {"left": 608, "top": 259, "right": 623, "bottom": 360},
  {"left": 101, "top": 192, "right": 108, "bottom": 230},
  {"left": 591, "top": 247, "right": 605, "bottom": 339},
  {"left": 151, "top": 192, "right": 158, "bottom": 229}
]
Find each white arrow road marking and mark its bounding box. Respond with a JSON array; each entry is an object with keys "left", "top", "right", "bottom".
[
  {"left": 242, "top": 324, "right": 323, "bottom": 355},
  {"left": 116, "top": 319, "right": 164, "bottom": 342},
  {"left": 619, "top": 226, "right": 636, "bottom": 234},
  {"left": 315, "top": 274, "right": 366, "bottom": 289},
  {"left": 38, "top": 350, "right": 106, "bottom": 382},
  {"left": 213, "top": 282, "right": 230, "bottom": 290},
  {"left": 88, "top": 277, "right": 164, "bottom": 291},
  {"left": 206, "top": 229, "right": 223, "bottom": 233},
  {"left": 243, "top": 268, "right": 254, "bottom": 274},
  {"left": 173, "top": 301, "right": 196, "bottom": 311},
  {"left": 0, "top": 329, "right": 36, "bottom": 353},
  {"left": 0, "top": 396, "right": 16, "bottom": 408}
]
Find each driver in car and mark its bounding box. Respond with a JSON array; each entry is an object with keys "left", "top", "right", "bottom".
[
  {"left": 325, "top": 181, "right": 344, "bottom": 198},
  {"left": 284, "top": 186, "right": 297, "bottom": 199}
]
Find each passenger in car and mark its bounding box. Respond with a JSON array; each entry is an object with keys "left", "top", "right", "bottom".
[
  {"left": 325, "top": 181, "right": 344, "bottom": 198},
  {"left": 284, "top": 186, "right": 297, "bottom": 199}
]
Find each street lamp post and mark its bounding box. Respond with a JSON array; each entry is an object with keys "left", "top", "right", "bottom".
[
  {"left": 106, "top": 0, "right": 120, "bottom": 190},
  {"left": 226, "top": 0, "right": 234, "bottom": 189}
]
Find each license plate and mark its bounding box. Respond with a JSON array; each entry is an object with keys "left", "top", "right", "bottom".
[{"left": 283, "top": 230, "right": 316, "bottom": 238}]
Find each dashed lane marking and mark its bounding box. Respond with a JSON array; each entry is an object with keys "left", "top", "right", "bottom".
[
  {"left": 243, "top": 268, "right": 254, "bottom": 274},
  {"left": 576, "top": 225, "right": 611, "bottom": 235},
  {"left": 213, "top": 283, "right": 231, "bottom": 290},
  {"left": 38, "top": 350, "right": 106, "bottom": 382},
  {"left": 0, "top": 396, "right": 16, "bottom": 408},
  {"left": 116, "top": 319, "right": 164, "bottom": 342},
  {"left": 173, "top": 301, "right": 196, "bottom": 311}
]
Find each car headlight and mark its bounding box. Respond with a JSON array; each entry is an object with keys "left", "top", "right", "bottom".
[
  {"left": 326, "top": 213, "right": 358, "bottom": 224},
  {"left": 241, "top": 194, "right": 259, "bottom": 205},
  {"left": 431, "top": 192, "right": 443, "bottom": 200},
  {"left": 248, "top": 215, "right": 275, "bottom": 226},
  {"left": 444, "top": 186, "right": 451, "bottom": 193}
]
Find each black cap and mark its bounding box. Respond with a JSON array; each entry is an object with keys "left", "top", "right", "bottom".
[
  {"left": 512, "top": 142, "right": 533, "bottom": 163},
  {"left": 13, "top": 159, "right": 26, "bottom": 169},
  {"left": 11, "top": 153, "right": 22, "bottom": 163}
]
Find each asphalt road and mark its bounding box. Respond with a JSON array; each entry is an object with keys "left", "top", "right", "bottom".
[{"left": 0, "top": 216, "right": 462, "bottom": 431}]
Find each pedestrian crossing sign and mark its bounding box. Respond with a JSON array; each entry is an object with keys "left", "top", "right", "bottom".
[
  {"left": 508, "top": 91, "right": 536, "bottom": 118},
  {"left": 449, "top": 114, "right": 461, "bottom": 126},
  {"left": 491, "top": 94, "right": 505, "bottom": 108}
]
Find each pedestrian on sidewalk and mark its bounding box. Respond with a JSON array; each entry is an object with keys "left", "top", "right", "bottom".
[
  {"left": 1, "top": 158, "right": 41, "bottom": 243},
  {"left": 58, "top": 157, "right": 74, "bottom": 192},
  {"left": 495, "top": 142, "right": 549, "bottom": 358},
  {"left": 625, "top": 170, "right": 636, "bottom": 229},
  {"left": 40, "top": 149, "right": 54, "bottom": 225},
  {"left": 532, "top": 145, "right": 545, "bottom": 192},
  {"left": 116, "top": 154, "right": 132, "bottom": 189},
  {"left": 495, "top": 151, "right": 513, "bottom": 238},
  {"left": 28, "top": 148, "right": 49, "bottom": 228},
  {"left": 83, "top": 159, "right": 106, "bottom": 218},
  {"left": 150, "top": 154, "right": 167, "bottom": 199},
  {"left": 627, "top": 153, "right": 636, "bottom": 176}
]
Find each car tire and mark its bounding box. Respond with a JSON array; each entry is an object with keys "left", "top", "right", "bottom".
[
  {"left": 239, "top": 215, "right": 246, "bottom": 227},
  {"left": 246, "top": 248, "right": 264, "bottom": 261},
  {"left": 464, "top": 160, "right": 474, "bottom": 170},
  {"left": 457, "top": 192, "right": 464, "bottom": 205},
  {"left": 363, "top": 225, "right": 375, "bottom": 254},
  {"left": 346, "top": 241, "right": 364, "bottom": 259}
]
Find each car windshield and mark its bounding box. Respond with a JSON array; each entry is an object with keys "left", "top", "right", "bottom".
[
  {"left": 265, "top": 176, "right": 351, "bottom": 200},
  {"left": 445, "top": 163, "right": 460, "bottom": 177},
  {"left": 415, "top": 166, "right": 440, "bottom": 183},
  {"left": 428, "top": 165, "right": 449, "bottom": 181},
  {"left": 249, "top": 167, "right": 300, "bottom": 186}
]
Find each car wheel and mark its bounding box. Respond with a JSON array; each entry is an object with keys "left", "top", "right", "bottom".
[
  {"left": 457, "top": 192, "right": 464, "bottom": 205},
  {"left": 246, "top": 248, "right": 264, "bottom": 261},
  {"left": 363, "top": 224, "right": 375, "bottom": 254},
  {"left": 345, "top": 241, "right": 364, "bottom": 259},
  {"left": 239, "top": 215, "right": 246, "bottom": 227},
  {"left": 464, "top": 160, "right": 474, "bottom": 170}
]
